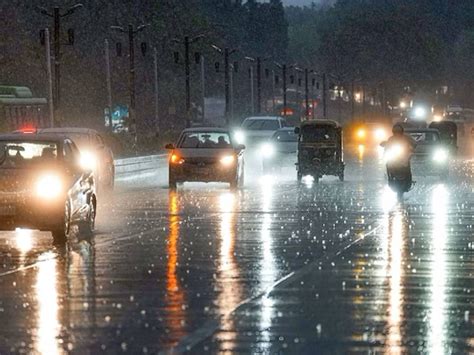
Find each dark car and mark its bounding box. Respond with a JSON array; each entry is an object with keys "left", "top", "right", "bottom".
[
  {"left": 166, "top": 128, "right": 245, "bottom": 189},
  {"left": 405, "top": 128, "right": 450, "bottom": 178},
  {"left": 261, "top": 127, "right": 298, "bottom": 172},
  {"left": 0, "top": 134, "right": 97, "bottom": 242}
]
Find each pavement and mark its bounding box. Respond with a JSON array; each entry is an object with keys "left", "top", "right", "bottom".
[{"left": 0, "top": 147, "right": 472, "bottom": 354}]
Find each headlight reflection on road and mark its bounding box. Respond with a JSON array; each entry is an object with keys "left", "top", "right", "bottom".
[
  {"left": 258, "top": 175, "right": 276, "bottom": 348},
  {"left": 428, "top": 185, "right": 449, "bottom": 354},
  {"left": 15, "top": 228, "right": 33, "bottom": 258},
  {"left": 166, "top": 191, "right": 187, "bottom": 342},
  {"left": 35, "top": 252, "right": 60, "bottom": 355},
  {"left": 216, "top": 192, "right": 242, "bottom": 348},
  {"left": 386, "top": 208, "right": 406, "bottom": 352}
]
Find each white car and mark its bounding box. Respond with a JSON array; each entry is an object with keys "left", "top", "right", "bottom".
[
  {"left": 234, "top": 116, "right": 289, "bottom": 147},
  {"left": 39, "top": 128, "right": 115, "bottom": 192}
]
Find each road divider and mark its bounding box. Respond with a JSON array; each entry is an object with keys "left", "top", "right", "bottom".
[{"left": 115, "top": 154, "right": 167, "bottom": 177}]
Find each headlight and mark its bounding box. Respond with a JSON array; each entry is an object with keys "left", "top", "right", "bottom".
[
  {"left": 414, "top": 106, "right": 427, "bottom": 120},
  {"left": 384, "top": 144, "right": 404, "bottom": 162},
  {"left": 234, "top": 131, "right": 246, "bottom": 144},
  {"left": 80, "top": 151, "right": 97, "bottom": 170},
  {"left": 374, "top": 128, "right": 387, "bottom": 141},
  {"left": 170, "top": 154, "right": 185, "bottom": 165},
  {"left": 36, "top": 174, "right": 62, "bottom": 199},
  {"left": 356, "top": 129, "right": 366, "bottom": 139},
  {"left": 260, "top": 143, "right": 275, "bottom": 159},
  {"left": 220, "top": 155, "right": 235, "bottom": 166},
  {"left": 433, "top": 148, "right": 448, "bottom": 163}
]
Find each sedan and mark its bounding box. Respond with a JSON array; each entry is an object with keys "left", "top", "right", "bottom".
[
  {"left": 39, "top": 127, "right": 115, "bottom": 193},
  {"left": 166, "top": 128, "right": 245, "bottom": 189},
  {"left": 0, "top": 134, "right": 97, "bottom": 242}
]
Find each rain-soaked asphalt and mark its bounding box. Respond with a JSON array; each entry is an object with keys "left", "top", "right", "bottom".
[{"left": 0, "top": 146, "right": 473, "bottom": 354}]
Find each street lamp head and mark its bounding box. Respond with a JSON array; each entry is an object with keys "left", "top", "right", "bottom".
[{"left": 211, "top": 44, "right": 223, "bottom": 53}]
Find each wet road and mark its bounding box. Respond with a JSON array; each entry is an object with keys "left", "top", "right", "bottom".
[{"left": 0, "top": 148, "right": 473, "bottom": 354}]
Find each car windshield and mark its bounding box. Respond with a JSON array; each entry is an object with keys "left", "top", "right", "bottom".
[
  {"left": 179, "top": 132, "right": 232, "bottom": 149},
  {"left": 61, "top": 133, "right": 90, "bottom": 149},
  {"left": 301, "top": 126, "right": 336, "bottom": 142},
  {"left": 273, "top": 130, "right": 298, "bottom": 143},
  {"left": 407, "top": 131, "right": 439, "bottom": 143},
  {"left": 0, "top": 141, "right": 58, "bottom": 168},
  {"left": 242, "top": 119, "right": 280, "bottom": 131}
]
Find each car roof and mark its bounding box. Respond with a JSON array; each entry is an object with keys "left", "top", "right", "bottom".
[
  {"left": 181, "top": 127, "right": 230, "bottom": 133},
  {"left": 38, "top": 127, "right": 98, "bottom": 135},
  {"left": 243, "top": 116, "right": 282, "bottom": 121},
  {"left": 300, "top": 119, "right": 340, "bottom": 128},
  {"left": 0, "top": 133, "right": 67, "bottom": 143}
]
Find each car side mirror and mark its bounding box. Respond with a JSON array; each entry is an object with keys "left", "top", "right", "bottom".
[
  {"left": 235, "top": 144, "right": 245, "bottom": 151},
  {"left": 294, "top": 127, "right": 300, "bottom": 134},
  {"left": 165, "top": 143, "right": 175, "bottom": 150},
  {"left": 380, "top": 141, "right": 386, "bottom": 148}
]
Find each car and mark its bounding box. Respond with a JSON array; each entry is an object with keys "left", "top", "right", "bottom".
[
  {"left": 0, "top": 134, "right": 97, "bottom": 242},
  {"left": 38, "top": 128, "right": 115, "bottom": 193},
  {"left": 165, "top": 127, "right": 245, "bottom": 189},
  {"left": 348, "top": 121, "right": 391, "bottom": 147},
  {"left": 260, "top": 127, "right": 298, "bottom": 172},
  {"left": 405, "top": 128, "right": 450, "bottom": 178},
  {"left": 233, "top": 116, "right": 289, "bottom": 147}
]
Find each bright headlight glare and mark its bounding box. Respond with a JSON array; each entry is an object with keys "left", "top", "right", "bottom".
[
  {"left": 80, "top": 151, "right": 97, "bottom": 170},
  {"left": 433, "top": 148, "right": 448, "bottom": 163},
  {"left": 384, "top": 144, "right": 404, "bottom": 162},
  {"left": 261, "top": 143, "right": 275, "bottom": 158},
  {"left": 36, "top": 174, "right": 62, "bottom": 199},
  {"left": 374, "top": 128, "right": 387, "bottom": 141},
  {"left": 220, "top": 155, "right": 235, "bottom": 166},
  {"left": 356, "top": 129, "right": 366, "bottom": 139},
  {"left": 234, "top": 131, "right": 246, "bottom": 144},
  {"left": 414, "top": 106, "right": 427, "bottom": 120}
]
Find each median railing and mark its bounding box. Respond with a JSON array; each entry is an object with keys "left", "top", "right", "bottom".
[{"left": 115, "top": 154, "right": 167, "bottom": 177}]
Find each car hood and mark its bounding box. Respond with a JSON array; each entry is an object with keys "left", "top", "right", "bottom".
[
  {"left": 174, "top": 148, "right": 236, "bottom": 159},
  {"left": 244, "top": 130, "right": 276, "bottom": 140}
]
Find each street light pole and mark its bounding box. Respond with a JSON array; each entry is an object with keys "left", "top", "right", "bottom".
[
  {"left": 112, "top": 23, "right": 148, "bottom": 148},
  {"left": 37, "top": 3, "right": 83, "bottom": 125},
  {"left": 153, "top": 46, "right": 159, "bottom": 132},
  {"left": 174, "top": 35, "right": 204, "bottom": 128},
  {"left": 105, "top": 39, "right": 113, "bottom": 131},
  {"left": 305, "top": 68, "right": 309, "bottom": 119},
  {"left": 45, "top": 28, "right": 54, "bottom": 127},
  {"left": 322, "top": 73, "right": 328, "bottom": 119},
  {"left": 211, "top": 45, "right": 237, "bottom": 127}
]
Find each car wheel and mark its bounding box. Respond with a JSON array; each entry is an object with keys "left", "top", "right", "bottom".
[
  {"left": 238, "top": 165, "right": 245, "bottom": 188},
  {"left": 80, "top": 197, "right": 96, "bottom": 235},
  {"left": 339, "top": 171, "right": 345, "bottom": 182},
  {"left": 51, "top": 201, "right": 71, "bottom": 243},
  {"left": 297, "top": 171, "right": 302, "bottom": 182}
]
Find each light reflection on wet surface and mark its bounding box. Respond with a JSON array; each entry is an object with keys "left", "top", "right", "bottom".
[{"left": 0, "top": 151, "right": 472, "bottom": 353}]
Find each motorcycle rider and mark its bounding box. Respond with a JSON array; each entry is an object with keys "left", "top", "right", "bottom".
[{"left": 382, "top": 123, "right": 416, "bottom": 183}]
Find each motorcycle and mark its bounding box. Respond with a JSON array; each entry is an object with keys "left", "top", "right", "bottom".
[{"left": 381, "top": 141, "right": 413, "bottom": 198}]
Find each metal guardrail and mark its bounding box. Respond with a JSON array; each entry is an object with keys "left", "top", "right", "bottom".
[{"left": 115, "top": 154, "right": 167, "bottom": 176}]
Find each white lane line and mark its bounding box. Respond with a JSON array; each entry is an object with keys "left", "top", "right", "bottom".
[{"left": 160, "top": 224, "right": 383, "bottom": 355}]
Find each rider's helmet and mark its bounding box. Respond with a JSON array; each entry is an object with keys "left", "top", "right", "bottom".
[{"left": 392, "top": 123, "right": 404, "bottom": 136}]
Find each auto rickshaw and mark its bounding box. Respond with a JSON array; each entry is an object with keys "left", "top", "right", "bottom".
[
  {"left": 429, "top": 120, "right": 457, "bottom": 154},
  {"left": 295, "top": 120, "right": 345, "bottom": 182}
]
